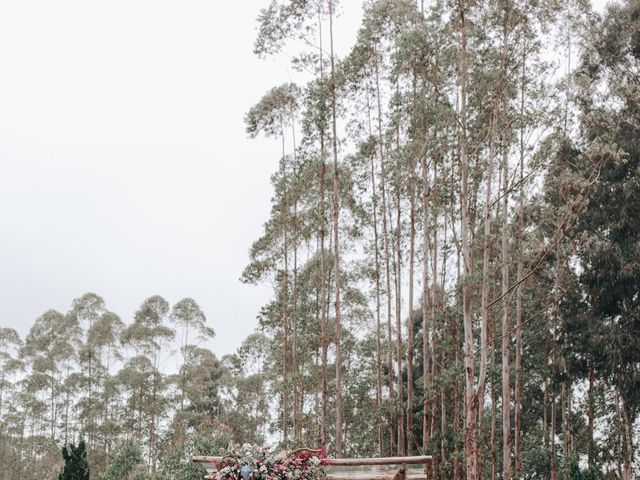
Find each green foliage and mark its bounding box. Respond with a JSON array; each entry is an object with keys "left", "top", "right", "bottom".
[
  {"left": 156, "top": 450, "right": 206, "bottom": 480},
  {"left": 58, "top": 441, "right": 90, "bottom": 480},
  {"left": 102, "top": 441, "right": 144, "bottom": 480}
]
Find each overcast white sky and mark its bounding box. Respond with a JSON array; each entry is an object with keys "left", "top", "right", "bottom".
[
  {"left": 0, "top": 0, "right": 609, "bottom": 361},
  {"left": 0, "top": 0, "right": 365, "bottom": 362}
]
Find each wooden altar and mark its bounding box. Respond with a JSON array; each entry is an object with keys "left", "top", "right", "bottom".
[{"left": 192, "top": 455, "right": 433, "bottom": 480}]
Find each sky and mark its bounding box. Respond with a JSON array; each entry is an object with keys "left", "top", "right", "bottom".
[
  {"left": 0, "top": 0, "right": 363, "bottom": 364},
  {"left": 0, "top": 0, "right": 609, "bottom": 363}
]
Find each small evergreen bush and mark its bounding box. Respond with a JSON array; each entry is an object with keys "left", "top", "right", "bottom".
[{"left": 58, "top": 441, "right": 90, "bottom": 480}]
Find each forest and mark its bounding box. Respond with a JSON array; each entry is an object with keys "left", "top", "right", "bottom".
[{"left": 1, "top": 0, "right": 639, "bottom": 479}]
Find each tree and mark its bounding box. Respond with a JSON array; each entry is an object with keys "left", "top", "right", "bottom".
[
  {"left": 58, "top": 440, "right": 90, "bottom": 480},
  {"left": 21, "top": 309, "right": 75, "bottom": 443},
  {"left": 120, "top": 295, "right": 175, "bottom": 472},
  {"left": 70, "top": 293, "right": 106, "bottom": 447},
  {"left": 0, "top": 328, "right": 22, "bottom": 421},
  {"left": 103, "top": 440, "right": 146, "bottom": 480},
  {"left": 568, "top": 3, "right": 640, "bottom": 477},
  {"left": 170, "top": 298, "right": 214, "bottom": 414}
]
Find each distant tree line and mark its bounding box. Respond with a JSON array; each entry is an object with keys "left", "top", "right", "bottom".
[{"left": 0, "top": 293, "right": 229, "bottom": 480}]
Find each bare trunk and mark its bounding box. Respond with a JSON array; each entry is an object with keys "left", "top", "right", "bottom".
[
  {"left": 501, "top": 144, "right": 512, "bottom": 480},
  {"left": 292, "top": 122, "right": 300, "bottom": 444},
  {"left": 490, "top": 312, "right": 497, "bottom": 480},
  {"left": 587, "top": 368, "right": 594, "bottom": 469},
  {"left": 452, "top": 209, "right": 462, "bottom": 480},
  {"left": 430, "top": 163, "right": 438, "bottom": 458},
  {"left": 282, "top": 123, "right": 290, "bottom": 446},
  {"left": 478, "top": 85, "right": 499, "bottom": 430},
  {"left": 317, "top": 7, "right": 329, "bottom": 448},
  {"left": 376, "top": 50, "right": 396, "bottom": 455},
  {"left": 407, "top": 174, "right": 416, "bottom": 456},
  {"left": 328, "top": 0, "right": 343, "bottom": 455},
  {"left": 421, "top": 155, "right": 431, "bottom": 454},
  {"left": 395, "top": 183, "right": 405, "bottom": 455},
  {"left": 622, "top": 401, "right": 633, "bottom": 480},
  {"left": 367, "top": 85, "right": 385, "bottom": 457},
  {"left": 458, "top": 3, "right": 480, "bottom": 478},
  {"left": 514, "top": 45, "right": 526, "bottom": 480},
  {"left": 551, "top": 247, "right": 559, "bottom": 480}
]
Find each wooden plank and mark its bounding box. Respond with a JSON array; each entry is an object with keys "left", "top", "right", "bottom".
[
  {"left": 206, "top": 473, "right": 428, "bottom": 480},
  {"left": 193, "top": 456, "right": 433, "bottom": 467},
  {"left": 325, "top": 467, "right": 427, "bottom": 480},
  {"left": 327, "top": 456, "right": 431, "bottom": 467}
]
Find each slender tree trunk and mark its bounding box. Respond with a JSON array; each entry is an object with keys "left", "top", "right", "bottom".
[
  {"left": 458, "top": 2, "right": 481, "bottom": 477},
  {"left": 551, "top": 247, "right": 559, "bottom": 480},
  {"left": 452, "top": 203, "right": 462, "bottom": 480},
  {"left": 64, "top": 358, "right": 71, "bottom": 444},
  {"left": 550, "top": 369, "right": 557, "bottom": 480},
  {"left": 421, "top": 155, "right": 431, "bottom": 455},
  {"left": 561, "top": 380, "right": 569, "bottom": 478},
  {"left": 501, "top": 142, "right": 512, "bottom": 480},
  {"left": 150, "top": 353, "right": 159, "bottom": 472},
  {"left": 317, "top": 7, "right": 329, "bottom": 448},
  {"left": 320, "top": 160, "right": 329, "bottom": 447},
  {"left": 622, "top": 401, "right": 632, "bottom": 480},
  {"left": 587, "top": 367, "right": 595, "bottom": 469},
  {"left": 490, "top": 309, "right": 497, "bottom": 480},
  {"left": 395, "top": 180, "right": 405, "bottom": 455},
  {"left": 376, "top": 51, "right": 396, "bottom": 455},
  {"left": 616, "top": 392, "right": 623, "bottom": 480},
  {"left": 0, "top": 371, "right": 4, "bottom": 422},
  {"left": 514, "top": 45, "right": 526, "bottom": 480},
  {"left": 407, "top": 169, "right": 416, "bottom": 456},
  {"left": 367, "top": 87, "right": 385, "bottom": 456},
  {"left": 292, "top": 121, "right": 300, "bottom": 444},
  {"left": 281, "top": 122, "right": 290, "bottom": 446},
  {"left": 87, "top": 318, "right": 93, "bottom": 448},
  {"left": 440, "top": 375, "right": 446, "bottom": 480},
  {"left": 430, "top": 162, "right": 438, "bottom": 460},
  {"left": 479, "top": 92, "right": 499, "bottom": 436},
  {"left": 328, "top": 0, "right": 343, "bottom": 455}
]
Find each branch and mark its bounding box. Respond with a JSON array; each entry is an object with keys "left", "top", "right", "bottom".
[{"left": 487, "top": 154, "right": 605, "bottom": 309}]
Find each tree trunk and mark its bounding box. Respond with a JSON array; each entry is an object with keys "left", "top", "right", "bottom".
[
  {"left": 514, "top": 44, "right": 526, "bottom": 480},
  {"left": 501, "top": 143, "right": 512, "bottom": 480},
  {"left": 551, "top": 247, "right": 559, "bottom": 480},
  {"left": 490, "top": 311, "right": 497, "bottom": 480},
  {"left": 367, "top": 85, "right": 385, "bottom": 457},
  {"left": 395, "top": 182, "right": 405, "bottom": 455},
  {"left": 458, "top": 3, "right": 480, "bottom": 478},
  {"left": 587, "top": 367, "right": 595, "bottom": 469},
  {"left": 292, "top": 122, "right": 300, "bottom": 445},
  {"left": 328, "top": 0, "right": 343, "bottom": 455},
  {"left": 376, "top": 50, "right": 396, "bottom": 455},
  {"left": 430, "top": 163, "right": 438, "bottom": 460},
  {"left": 282, "top": 122, "right": 290, "bottom": 446},
  {"left": 421, "top": 155, "right": 431, "bottom": 454},
  {"left": 317, "top": 6, "right": 329, "bottom": 448},
  {"left": 407, "top": 163, "right": 416, "bottom": 456}
]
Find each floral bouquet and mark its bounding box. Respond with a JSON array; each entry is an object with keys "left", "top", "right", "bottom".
[{"left": 215, "top": 445, "right": 328, "bottom": 480}]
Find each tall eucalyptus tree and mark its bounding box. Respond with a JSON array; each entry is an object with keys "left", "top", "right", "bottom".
[{"left": 120, "top": 295, "right": 174, "bottom": 472}]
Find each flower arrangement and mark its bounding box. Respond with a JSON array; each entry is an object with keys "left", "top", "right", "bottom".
[{"left": 215, "top": 445, "right": 328, "bottom": 480}]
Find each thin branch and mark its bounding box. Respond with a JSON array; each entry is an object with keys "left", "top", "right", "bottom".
[{"left": 487, "top": 154, "right": 605, "bottom": 310}]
